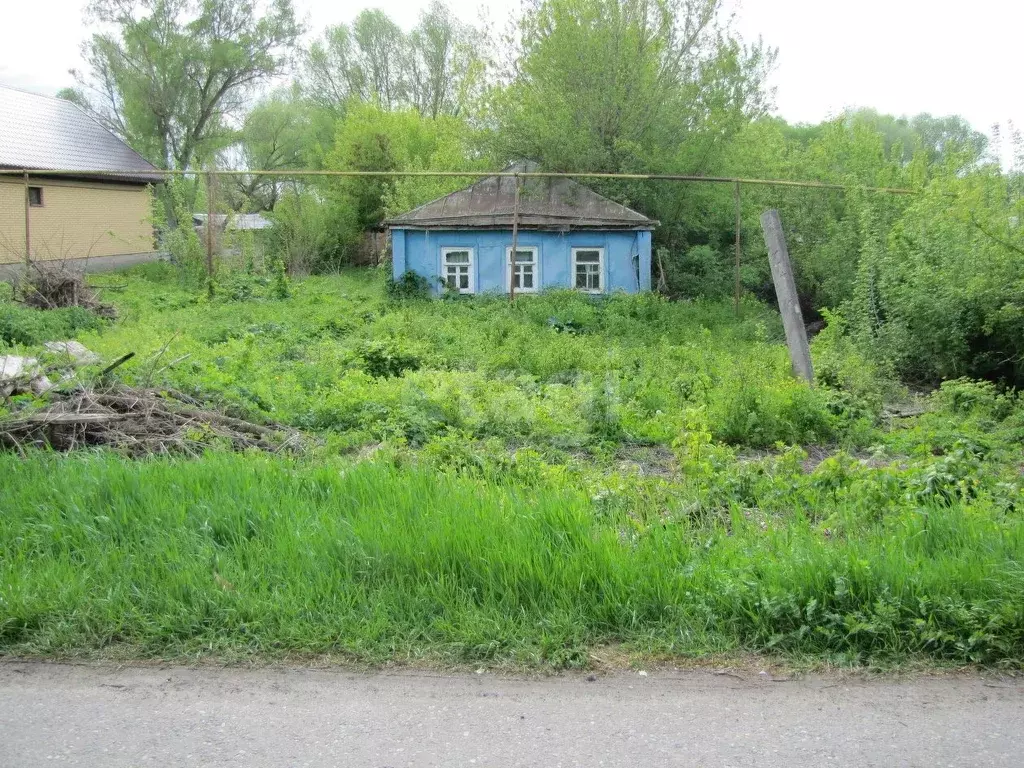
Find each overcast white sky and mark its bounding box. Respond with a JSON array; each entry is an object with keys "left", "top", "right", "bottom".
[{"left": 2, "top": 0, "right": 1021, "bottom": 162}]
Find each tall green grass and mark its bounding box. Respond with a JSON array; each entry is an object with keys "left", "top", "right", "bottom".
[
  {"left": 3, "top": 271, "right": 1023, "bottom": 666},
  {"left": 3, "top": 452, "right": 1022, "bottom": 666}
]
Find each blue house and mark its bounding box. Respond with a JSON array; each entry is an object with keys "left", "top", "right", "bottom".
[{"left": 385, "top": 162, "right": 658, "bottom": 296}]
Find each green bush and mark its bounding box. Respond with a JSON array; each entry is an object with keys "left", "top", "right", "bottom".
[
  {"left": 843, "top": 173, "right": 1024, "bottom": 385},
  {"left": 270, "top": 256, "right": 290, "bottom": 299},
  {"left": 0, "top": 303, "right": 105, "bottom": 347},
  {"left": 710, "top": 374, "right": 841, "bottom": 447},
  {"left": 356, "top": 339, "right": 422, "bottom": 378},
  {"left": 666, "top": 245, "right": 733, "bottom": 300},
  {"left": 266, "top": 190, "right": 348, "bottom": 273},
  {"left": 385, "top": 270, "right": 432, "bottom": 300},
  {"left": 156, "top": 179, "right": 207, "bottom": 286},
  {"left": 933, "top": 378, "right": 1015, "bottom": 420}
]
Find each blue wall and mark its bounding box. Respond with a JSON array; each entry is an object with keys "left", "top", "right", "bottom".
[{"left": 392, "top": 229, "right": 652, "bottom": 295}]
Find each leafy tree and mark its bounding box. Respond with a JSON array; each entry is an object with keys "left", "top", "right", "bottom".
[
  {"left": 75, "top": 0, "right": 301, "bottom": 173},
  {"left": 55, "top": 87, "right": 92, "bottom": 110},
  {"left": 302, "top": 2, "right": 485, "bottom": 119},
  {"left": 838, "top": 108, "right": 989, "bottom": 169},
  {"left": 406, "top": 1, "right": 487, "bottom": 119},
  {"left": 843, "top": 168, "right": 1024, "bottom": 384},
  {"left": 232, "top": 86, "right": 312, "bottom": 210},
  {"left": 351, "top": 10, "right": 407, "bottom": 110},
  {"left": 302, "top": 23, "right": 365, "bottom": 111},
  {"left": 491, "top": 0, "right": 773, "bottom": 169},
  {"left": 295, "top": 102, "right": 483, "bottom": 270},
  {"left": 910, "top": 113, "right": 989, "bottom": 168},
  {"left": 488, "top": 0, "right": 774, "bottom": 296}
]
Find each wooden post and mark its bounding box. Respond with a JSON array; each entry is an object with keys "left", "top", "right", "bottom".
[
  {"left": 508, "top": 173, "right": 522, "bottom": 301},
  {"left": 760, "top": 209, "right": 813, "bottom": 383},
  {"left": 733, "top": 180, "right": 741, "bottom": 316},
  {"left": 205, "top": 170, "right": 215, "bottom": 280},
  {"left": 23, "top": 171, "right": 31, "bottom": 277}
]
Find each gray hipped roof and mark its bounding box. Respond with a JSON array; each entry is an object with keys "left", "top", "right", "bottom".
[
  {"left": 384, "top": 161, "right": 657, "bottom": 231},
  {"left": 0, "top": 85, "right": 161, "bottom": 183}
]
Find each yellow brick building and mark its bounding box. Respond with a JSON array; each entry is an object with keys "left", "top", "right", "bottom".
[{"left": 0, "top": 85, "right": 161, "bottom": 266}]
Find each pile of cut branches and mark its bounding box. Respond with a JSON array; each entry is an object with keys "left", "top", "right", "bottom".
[
  {"left": 15, "top": 264, "right": 116, "bottom": 318},
  {"left": 0, "top": 384, "right": 301, "bottom": 456}
]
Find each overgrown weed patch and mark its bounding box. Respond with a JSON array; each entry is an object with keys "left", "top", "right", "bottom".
[{"left": 2, "top": 268, "right": 1023, "bottom": 667}]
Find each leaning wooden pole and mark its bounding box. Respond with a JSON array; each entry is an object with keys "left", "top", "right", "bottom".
[
  {"left": 761, "top": 209, "right": 813, "bottom": 383},
  {"left": 23, "top": 171, "right": 31, "bottom": 278},
  {"left": 508, "top": 173, "right": 522, "bottom": 301},
  {"left": 733, "top": 180, "right": 742, "bottom": 316}
]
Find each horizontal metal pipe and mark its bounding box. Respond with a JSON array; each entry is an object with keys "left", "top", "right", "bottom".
[{"left": 0, "top": 168, "right": 921, "bottom": 195}]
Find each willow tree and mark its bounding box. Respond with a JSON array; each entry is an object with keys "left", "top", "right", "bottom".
[
  {"left": 302, "top": 1, "right": 486, "bottom": 119},
  {"left": 75, "top": 0, "right": 301, "bottom": 172}
]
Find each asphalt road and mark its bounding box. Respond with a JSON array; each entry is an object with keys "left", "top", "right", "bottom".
[{"left": 1, "top": 661, "right": 1021, "bottom": 767}]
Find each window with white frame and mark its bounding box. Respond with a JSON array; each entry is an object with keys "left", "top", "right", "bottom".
[
  {"left": 506, "top": 246, "right": 538, "bottom": 292},
  {"left": 571, "top": 248, "right": 604, "bottom": 293},
  {"left": 442, "top": 248, "right": 474, "bottom": 293}
]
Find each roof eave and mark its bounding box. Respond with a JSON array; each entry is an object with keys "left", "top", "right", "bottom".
[
  {"left": 385, "top": 222, "right": 658, "bottom": 231},
  {"left": 0, "top": 166, "right": 163, "bottom": 185}
]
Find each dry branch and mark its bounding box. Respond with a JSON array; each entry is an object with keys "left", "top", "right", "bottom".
[
  {"left": 13, "top": 263, "right": 117, "bottom": 317},
  {"left": 0, "top": 384, "right": 302, "bottom": 456}
]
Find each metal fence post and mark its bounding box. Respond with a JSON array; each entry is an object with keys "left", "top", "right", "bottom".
[
  {"left": 205, "top": 169, "right": 215, "bottom": 281},
  {"left": 733, "top": 180, "right": 741, "bottom": 316}
]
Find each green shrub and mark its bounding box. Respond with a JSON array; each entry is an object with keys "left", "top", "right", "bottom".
[
  {"left": 844, "top": 174, "right": 1024, "bottom": 385},
  {"left": 0, "top": 303, "right": 105, "bottom": 347},
  {"left": 357, "top": 339, "right": 422, "bottom": 378},
  {"left": 811, "top": 308, "right": 895, "bottom": 409},
  {"left": 934, "top": 378, "right": 1015, "bottom": 420},
  {"left": 710, "top": 375, "right": 839, "bottom": 447},
  {"left": 583, "top": 374, "right": 624, "bottom": 441},
  {"left": 385, "top": 270, "right": 432, "bottom": 300},
  {"left": 666, "top": 244, "right": 733, "bottom": 300},
  {"left": 270, "top": 256, "right": 290, "bottom": 300},
  {"left": 266, "top": 190, "right": 347, "bottom": 273},
  {"left": 157, "top": 179, "right": 207, "bottom": 286},
  {"left": 216, "top": 272, "right": 258, "bottom": 302}
]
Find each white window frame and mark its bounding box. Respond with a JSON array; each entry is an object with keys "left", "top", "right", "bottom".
[
  {"left": 441, "top": 247, "right": 475, "bottom": 294},
  {"left": 571, "top": 247, "right": 605, "bottom": 294},
  {"left": 505, "top": 245, "right": 539, "bottom": 293}
]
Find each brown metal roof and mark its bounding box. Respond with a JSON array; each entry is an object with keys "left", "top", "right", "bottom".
[
  {"left": 384, "top": 161, "right": 657, "bottom": 231},
  {"left": 0, "top": 85, "right": 161, "bottom": 184}
]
